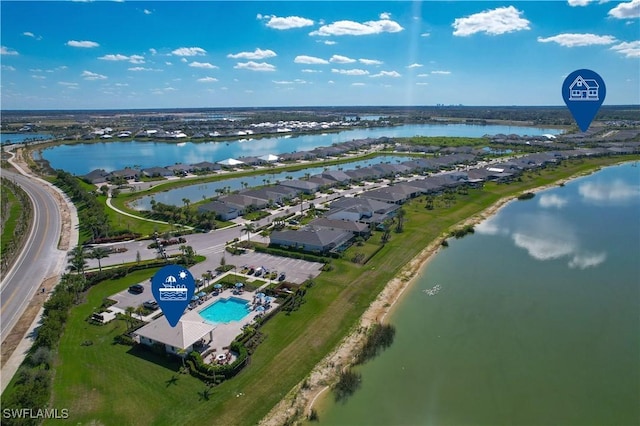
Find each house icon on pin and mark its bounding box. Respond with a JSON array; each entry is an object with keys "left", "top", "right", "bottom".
[{"left": 569, "top": 76, "right": 599, "bottom": 101}]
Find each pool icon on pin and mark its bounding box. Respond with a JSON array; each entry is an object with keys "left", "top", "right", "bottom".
[
  {"left": 151, "top": 264, "right": 195, "bottom": 327},
  {"left": 562, "top": 69, "right": 606, "bottom": 132}
]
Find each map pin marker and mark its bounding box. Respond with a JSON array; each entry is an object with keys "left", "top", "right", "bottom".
[
  {"left": 151, "top": 264, "right": 195, "bottom": 327},
  {"left": 562, "top": 69, "right": 606, "bottom": 132}
]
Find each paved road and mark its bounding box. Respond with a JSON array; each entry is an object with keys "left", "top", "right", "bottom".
[{"left": 0, "top": 170, "right": 68, "bottom": 339}]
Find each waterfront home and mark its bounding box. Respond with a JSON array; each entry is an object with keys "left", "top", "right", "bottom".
[
  {"left": 191, "top": 161, "right": 221, "bottom": 172},
  {"left": 321, "top": 170, "right": 351, "bottom": 184},
  {"left": 83, "top": 169, "right": 110, "bottom": 184},
  {"left": 307, "top": 175, "right": 336, "bottom": 190},
  {"left": 327, "top": 197, "right": 399, "bottom": 224},
  {"left": 110, "top": 168, "right": 139, "bottom": 181},
  {"left": 279, "top": 179, "right": 320, "bottom": 194},
  {"left": 308, "top": 217, "right": 371, "bottom": 237},
  {"left": 219, "top": 194, "right": 269, "bottom": 213},
  {"left": 270, "top": 227, "right": 354, "bottom": 254},
  {"left": 360, "top": 184, "right": 419, "bottom": 205},
  {"left": 197, "top": 201, "right": 240, "bottom": 220},
  {"left": 141, "top": 167, "right": 173, "bottom": 178}
]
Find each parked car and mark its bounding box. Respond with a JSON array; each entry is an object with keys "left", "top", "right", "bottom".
[
  {"left": 129, "top": 284, "right": 144, "bottom": 294},
  {"left": 254, "top": 267, "right": 263, "bottom": 277},
  {"left": 278, "top": 272, "right": 286, "bottom": 281},
  {"left": 143, "top": 300, "right": 158, "bottom": 310}
]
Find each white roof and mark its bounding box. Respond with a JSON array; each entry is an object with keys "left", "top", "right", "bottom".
[
  {"left": 217, "top": 158, "right": 244, "bottom": 166},
  {"left": 135, "top": 318, "right": 216, "bottom": 350},
  {"left": 258, "top": 154, "right": 279, "bottom": 162}
]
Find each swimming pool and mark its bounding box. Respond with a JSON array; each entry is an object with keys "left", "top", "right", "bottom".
[{"left": 199, "top": 297, "right": 250, "bottom": 323}]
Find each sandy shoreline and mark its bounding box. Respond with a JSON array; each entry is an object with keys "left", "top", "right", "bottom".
[{"left": 258, "top": 163, "right": 627, "bottom": 426}]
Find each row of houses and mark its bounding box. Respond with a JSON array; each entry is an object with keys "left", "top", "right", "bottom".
[{"left": 266, "top": 145, "right": 640, "bottom": 254}]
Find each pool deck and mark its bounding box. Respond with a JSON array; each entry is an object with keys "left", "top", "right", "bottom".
[{"left": 181, "top": 288, "right": 275, "bottom": 361}]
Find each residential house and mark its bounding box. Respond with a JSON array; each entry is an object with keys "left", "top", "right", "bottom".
[
  {"left": 308, "top": 218, "right": 371, "bottom": 237},
  {"left": 279, "top": 179, "right": 320, "bottom": 194},
  {"left": 141, "top": 167, "right": 173, "bottom": 178},
  {"left": 197, "top": 200, "right": 240, "bottom": 220},
  {"left": 321, "top": 170, "right": 351, "bottom": 184},
  {"left": 270, "top": 227, "right": 354, "bottom": 254},
  {"left": 83, "top": 169, "right": 110, "bottom": 184}
]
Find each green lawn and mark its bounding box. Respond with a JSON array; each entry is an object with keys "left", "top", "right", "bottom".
[
  {"left": 0, "top": 181, "right": 22, "bottom": 256},
  {"left": 47, "top": 156, "right": 637, "bottom": 425}
]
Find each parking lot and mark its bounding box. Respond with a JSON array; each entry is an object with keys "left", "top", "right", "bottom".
[
  {"left": 230, "top": 252, "right": 323, "bottom": 285},
  {"left": 110, "top": 280, "right": 155, "bottom": 310}
]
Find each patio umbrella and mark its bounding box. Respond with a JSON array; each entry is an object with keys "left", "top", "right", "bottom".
[
  {"left": 235, "top": 282, "right": 244, "bottom": 288},
  {"left": 256, "top": 305, "right": 265, "bottom": 312},
  {"left": 214, "top": 284, "right": 222, "bottom": 289},
  {"left": 191, "top": 295, "right": 199, "bottom": 301},
  {"left": 256, "top": 292, "right": 265, "bottom": 299},
  {"left": 197, "top": 291, "right": 206, "bottom": 298},
  {"left": 264, "top": 296, "right": 271, "bottom": 304}
]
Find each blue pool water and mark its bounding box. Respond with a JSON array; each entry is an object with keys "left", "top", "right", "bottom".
[{"left": 199, "top": 297, "right": 250, "bottom": 323}]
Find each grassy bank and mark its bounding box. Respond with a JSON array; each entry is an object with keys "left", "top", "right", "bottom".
[{"left": 47, "top": 156, "right": 636, "bottom": 425}]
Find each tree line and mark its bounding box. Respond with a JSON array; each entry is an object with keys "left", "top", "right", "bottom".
[{"left": 0, "top": 177, "right": 33, "bottom": 274}]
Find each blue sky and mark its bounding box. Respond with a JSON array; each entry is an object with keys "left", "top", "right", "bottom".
[{"left": 1, "top": 1, "right": 638, "bottom": 109}]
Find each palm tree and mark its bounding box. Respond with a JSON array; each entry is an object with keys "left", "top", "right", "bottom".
[
  {"left": 124, "top": 306, "right": 135, "bottom": 329},
  {"left": 242, "top": 223, "right": 256, "bottom": 244},
  {"left": 68, "top": 246, "right": 87, "bottom": 276},
  {"left": 395, "top": 208, "right": 406, "bottom": 233},
  {"left": 90, "top": 247, "right": 110, "bottom": 272},
  {"left": 182, "top": 198, "right": 191, "bottom": 209}
]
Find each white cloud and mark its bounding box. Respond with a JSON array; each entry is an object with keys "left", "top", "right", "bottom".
[
  {"left": 58, "top": 81, "right": 78, "bottom": 87},
  {"left": 330, "top": 54, "right": 356, "bottom": 63},
  {"left": 537, "top": 33, "right": 617, "bottom": 47},
  {"left": 143, "top": 8, "right": 152, "bottom": 15},
  {"left": 568, "top": 0, "right": 595, "bottom": 5},
  {"left": 171, "top": 47, "right": 206, "bottom": 56},
  {"left": 578, "top": 180, "right": 640, "bottom": 203},
  {"left": 227, "top": 48, "right": 277, "bottom": 60},
  {"left": 351, "top": 82, "right": 366, "bottom": 86},
  {"left": 1, "top": 46, "right": 19, "bottom": 55},
  {"left": 609, "top": 0, "right": 640, "bottom": 18},
  {"left": 431, "top": 70, "right": 451, "bottom": 75},
  {"left": 128, "top": 67, "right": 155, "bottom": 71},
  {"left": 262, "top": 15, "right": 314, "bottom": 30},
  {"left": 452, "top": 6, "right": 530, "bottom": 36},
  {"left": 32, "top": 75, "right": 46, "bottom": 80},
  {"left": 310, "top": 19, "right": 404, "bottom": 36},
  {"left": 294, "top": 55, "right": 329, "bottom": 64},
  {"left": 407, "top": 63, "right": 423, "bottom": 68},
  {"left": 301, "top": 69, "right": 322, "bottom": 73},
  {"left": 129, "top": 55, "right": 145, "bottom": 64},
  {"left": 67, "top": 40, "right": 99, "bottom": 48},
  {"left": 538, "top": 194, "right": 568, "bottom": 209},
  {"left": 421, "top": 32, "right": 430, "bottom": 37},
  {"left": 273, "top": 80, "right": 294, "bottom": 85},
  {"left": 234, "top": 61, "right": 276, "bottom": 72},
  {"left": 568, "top": 252, "right": 607, "bottom": 269},
  {"left": 328, "top": 80, "right": 335, "bottom": 84},
  {"left": 1, "top": 65, "right": 16, "bottom": 71},
  {"left": 180, "top": 58, "right": 188, "bottom": 63},
  {"left": 359, "top": 58, "right": 383, "bottom": 65},
  {"left": 416, "top": 82, "right": 429, "bottom": 86},
  {"left": 102, "top": 54, "right": 124, "bottom": 61},
  {"left": 380, "top": 12, "right": 391, "bottom": 19},
  {"left": 149, "top": 48, "right": 157, "bottom": 55},
  {"left": 165, "top": 61, "right": 173, "bottom": 66},
  {"left": 323, "top": 40, "right": 337, "bottom": 45},
  {"left": 197, "top": 77, "right": 218, "bottom": 83},
  {"left": 81, "top": 70, "right": 107, "bottom": 80},
  {"left": 331, "top": 68, "right": 369, "bottom": 76},
  {"left": 371, "top": 70, "right": 401, "bottom": 78},
  {"left": 512, "top": 232, "right": 576, "bottom": 261},
  {"left": 417, "top": 73, "right": 429, "bottom": 77},
  {"left": 23, "top": 31, "right": 41, "bottom": 39},
  {"left": 189, "top": 61, "right": 218, "bottom": 69},
  {"left": 610, "top": 40, "right": 640, "bottom": 57}
]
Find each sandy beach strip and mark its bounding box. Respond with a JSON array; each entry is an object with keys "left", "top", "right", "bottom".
[{"left": 258, "top": 163, "right": 627, "bottom": 426}]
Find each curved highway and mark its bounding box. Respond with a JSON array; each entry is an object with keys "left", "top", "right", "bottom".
[{"left": 0, "top": 169, "right": 68, "bottom": 340}]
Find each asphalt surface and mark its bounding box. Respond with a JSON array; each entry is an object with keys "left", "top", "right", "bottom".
[{"left": 0, "top": 170, "right": 68, "bottom": 340}]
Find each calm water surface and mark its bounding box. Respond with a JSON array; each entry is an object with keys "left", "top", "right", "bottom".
[
  {"left": 40, "top": 124, "right": 560, "bottom": 175},
  {"left": 319, "top": 163, "right": 640, "bottom": 426}
]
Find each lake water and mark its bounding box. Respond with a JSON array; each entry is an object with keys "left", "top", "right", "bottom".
[
  {"left": 39, "top": 124, "right": 561, "bottom": 176},
  {"left": 1, "top": 133, "right": 53, "bottom": 144},
  {"left": 318, "top": 162, "right": 640, "bottom": 426}
]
